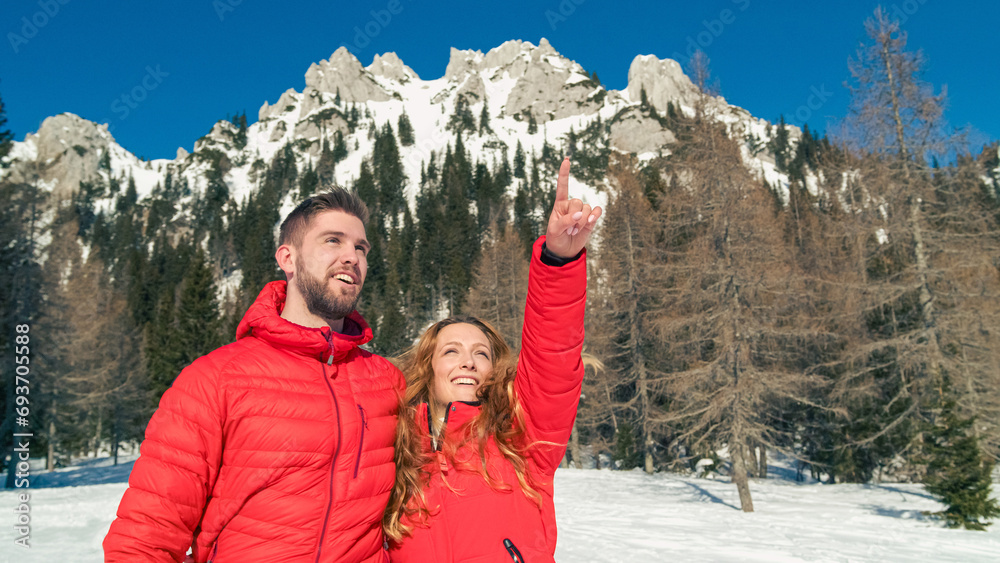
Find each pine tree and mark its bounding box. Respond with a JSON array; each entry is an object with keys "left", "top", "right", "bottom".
[
  {"left": 299, "top": 161, "right": 319, "bottom": 200},
  {"left": 496, "top": 148, "right": 512, "bottom": 191},
  {"left": 233, "top": 180, "right": 282, "bottom": 317},
  {"left": 438, "top": 138, "right": 478, "bottom": 313},
  {"left": 613, "top": 422, "right": 644, "bottom": 470},
  {"left": 354, "top": 162, "right": 386, "bottom": 316},
  {"left": 823, "top": 7, "right": 996, "bottom": 482},
  {"left": 397, "top": 111, "right": 415, "bottom": 146},
  {"left": 0, "top": 168, "right": 46, "bottom": 485},
  {"left": 513, "top": 141, "right": 526, "bottom": 179},
  {"left": 512, "top": 180, "right": 532, "bottom": 252},
  {"left": 0, "top": 90, "right": 12, "bottom": 162},
  {"left": 146, "top": 179, "right": 176, "bottom": 237},
  {"left": 449, "top": 96, "right": 477, "bottom": 134},
  {"left": 332, "top": 130, "right": 348, "bottom": 164},
  {"left": 768, "top": 115, "right": 792, "bottom": 174},
  {"left": 146, "top": 287, "right": 180, "bottom": 403},
  {"left": 473, "top": 161, "right": 502, "bottom": 230},
  {"left": 923, "top": 391, "right": 1000, "bottom": 530},
  {"left": 231, "top": 111, "right": 248, "bottom": 149},
  {"left": 479, "top": 102, "right": 491, "bottom": 135},
  {"left": 373, "top": 123, "right": 407, "bottom": 225},
  {"left": 370, "top": 226, "right": 410, "bottom": 356},
  {"left": 175, "top": 249, "right": 223, "bottom": 366},
  {"left": 414, "top": 176, "right": 444, "bottom": 317},
  {"left": 666, "top": 101, "right": 679, "bottom": 123}
]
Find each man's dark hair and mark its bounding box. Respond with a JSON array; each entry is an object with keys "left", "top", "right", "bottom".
[{"left": 279, "top": 187, "right": 370, "bottom": 247}]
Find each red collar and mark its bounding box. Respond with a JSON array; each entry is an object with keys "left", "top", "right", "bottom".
[{"left": 236, "top": 280, "right": 373, "bottom": 363}]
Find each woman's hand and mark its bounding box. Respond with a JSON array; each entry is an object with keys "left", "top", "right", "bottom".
[{"left": 544, "top": 157, "right": 603, "bottom": 258}]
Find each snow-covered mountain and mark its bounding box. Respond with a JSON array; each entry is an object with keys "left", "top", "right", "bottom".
[{"left": 0, "top": 38, "right": 797, "bottom": 222}]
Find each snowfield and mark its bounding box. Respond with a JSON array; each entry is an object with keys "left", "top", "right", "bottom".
[{"left": 1, "top": 456, "right": 997, "bottom": 562}]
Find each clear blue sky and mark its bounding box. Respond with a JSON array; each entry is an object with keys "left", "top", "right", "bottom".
[{"left": 2, "top": 0, "right": 996, "bottom": 160}]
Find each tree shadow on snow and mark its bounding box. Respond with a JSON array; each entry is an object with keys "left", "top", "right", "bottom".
[
  {"left": 683, "top": 482, "right": 741, "bottom": 511},
  {"left": 866, "top": 484, "right": 937, "bottom": 502},
  {"left": 863, "top": 504, "right": 936, "bottom": 522},
  {"left": 29, "top": 458, "right": 134, "bottom": 489}
]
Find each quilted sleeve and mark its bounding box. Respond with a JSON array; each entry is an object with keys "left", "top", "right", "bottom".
[
  {"left": 103, "top": 350, "right": 228, "bottom": 562},
  {"left": 514, "top": 236, "right": 587, "bottom": 478}
]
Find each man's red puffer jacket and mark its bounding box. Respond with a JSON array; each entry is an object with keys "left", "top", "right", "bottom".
[{"left": 104, "top": 280, "right": 404, "bottom": 562}]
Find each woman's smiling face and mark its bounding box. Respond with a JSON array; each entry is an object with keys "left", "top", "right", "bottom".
[{"left": 431, "top": 323, "right": 494, "bottom": 408}]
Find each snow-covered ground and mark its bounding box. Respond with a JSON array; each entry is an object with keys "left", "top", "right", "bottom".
[{"left": 1, "top": 455, "right": 997, "bottom": 562}]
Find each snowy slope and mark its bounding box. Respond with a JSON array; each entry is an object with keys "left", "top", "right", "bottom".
[{"left": 2, "top": 455, "right": 997, "bottom": 562}]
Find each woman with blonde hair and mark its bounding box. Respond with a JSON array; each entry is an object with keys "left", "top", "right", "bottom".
[{"left": 384, "top": 158, "right": 601, "bottom": 562}]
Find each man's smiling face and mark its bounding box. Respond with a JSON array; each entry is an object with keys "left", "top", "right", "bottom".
[{"left": 291, "top": 209, "right": 370, "bottom": 324}]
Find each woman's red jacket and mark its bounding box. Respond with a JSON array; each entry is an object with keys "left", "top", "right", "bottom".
[{"left": 390, "top": 237, "right": 587, "bottom": 562}]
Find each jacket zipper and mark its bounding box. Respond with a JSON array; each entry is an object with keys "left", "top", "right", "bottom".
[
  {"left": 432, "top": 403, "right": 455, "bottom": 473},
  {"left": 353, "top": 405, "right": 367, "bottom": 478},
  {"left": 433, "top": 402, "right": 454, "bottom": 452},
  {"left": 504, "top": 538, "right": 525, "bottom": 562},
  {"left": 315, "top": 335, "right": 342, "bottom": 563},
  {"left": 428, "top": 402, "right": 455, "bottom": 452}
]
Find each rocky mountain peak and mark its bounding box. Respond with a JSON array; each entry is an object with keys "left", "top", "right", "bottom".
[
  {"left": 2, "top": 38, "right": 801, "bottom": 212},
  {"left": 626, "top": 54, "right": 700, "bottom": 110},
  {"left": 534, "top": 37, "right": 558, "bottom": 58},
  {"left": 258, "top": 88, "right": 301, "bottom": 121},
  {"left": 444, "top": 47, "right": 486, "bottom": 82},
  {"left": 481, "top": 40, "right": 532, "bottom": 73},
  {"left": 10, "top": 113, "right": 115, "bottom": 197},
  {"left": 367, "top": 52, "right": 418, "bottom": 83},
  {"left": 325, "top": 46, "right": 364, "bottom": 73},
  {"left": 193, "top": 120, "right": 238, "bottom": 154},
  {"left": 502, "top": 38, "right": 601, "bottom": 123},
  {"left": 304, "top": 46, "right": 392, "bottom": 103},
  {"left": 35, "top": 112, "right": 112, "bottom": 154},
  {"left": 445, "top": 39, "right": 571, "bottom": 84}
]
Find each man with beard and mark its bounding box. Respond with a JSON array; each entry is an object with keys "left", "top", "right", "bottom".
[{"left": 105, "top": 189, "right": 405, "bottom": 563}]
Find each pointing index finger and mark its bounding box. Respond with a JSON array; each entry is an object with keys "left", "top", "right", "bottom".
[{"left": 556, "top": 156, "right": 570, "bottom": 203}]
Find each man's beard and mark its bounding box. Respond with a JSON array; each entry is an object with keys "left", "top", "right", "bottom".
[{"left": 294, "top": 257, "right": 361, "bottom": 325}]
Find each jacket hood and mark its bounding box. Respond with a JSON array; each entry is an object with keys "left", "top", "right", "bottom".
[{"left": 235, "top": 280, "right": 373, "bottom": 363}]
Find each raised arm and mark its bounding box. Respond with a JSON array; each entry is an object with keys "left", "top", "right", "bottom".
[{"left": 515, "top": 158, "right": 601, "bottom": 476}]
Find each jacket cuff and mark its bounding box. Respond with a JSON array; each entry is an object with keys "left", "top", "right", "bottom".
[{"left": 540, "top": 242, "right": 584, "bottom": 267}]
